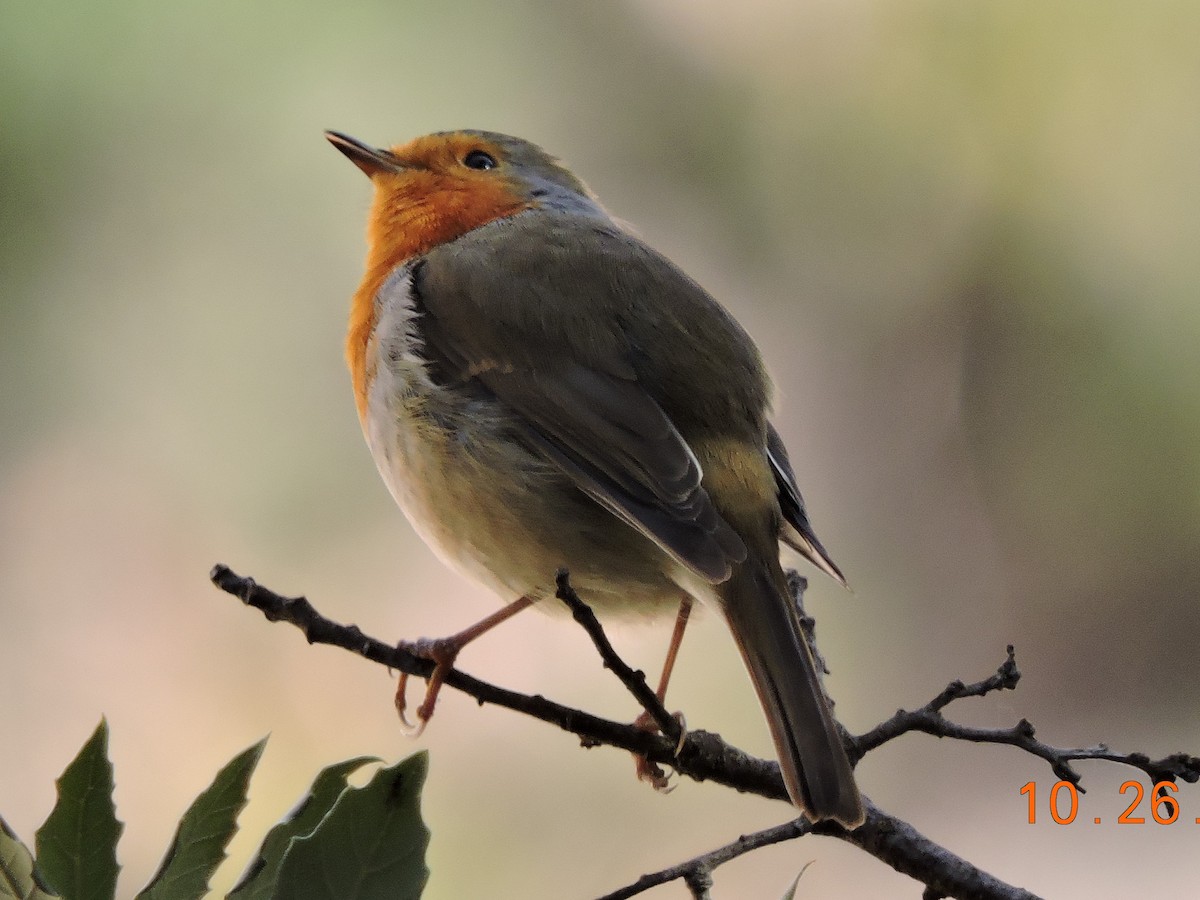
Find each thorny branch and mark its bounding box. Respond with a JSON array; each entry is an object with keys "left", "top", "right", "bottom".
[{"left": 210, "top": 563, "right": 1200, "bottom": 900}]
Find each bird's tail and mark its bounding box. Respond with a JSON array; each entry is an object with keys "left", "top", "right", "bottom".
[{"left": 718, "top": 560, "right": 863, "bottom": 827}]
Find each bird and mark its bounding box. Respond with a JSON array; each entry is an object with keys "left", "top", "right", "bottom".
[{"left": 326, "top": 128, "right": 864, "bottom": 827}]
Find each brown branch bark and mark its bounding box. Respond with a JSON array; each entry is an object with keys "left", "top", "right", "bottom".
[{"left": 210, "top": 563, "right": 1198, "bottom": 899}]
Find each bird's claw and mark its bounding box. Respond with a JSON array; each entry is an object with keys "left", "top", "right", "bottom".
[
  {"left": 394, "top": 671, "right": 429, "bottom": 737},
  {"left": 635, "top": 755, "right": 675, "bottom": 794},
  {"left": 393, "top": 636, "right": 462, "bottom": 736},
  {"left": 631, "top": 709, "right": 688, "bottom": 793}
]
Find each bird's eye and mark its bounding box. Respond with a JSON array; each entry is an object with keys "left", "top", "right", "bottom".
[{"left": 462, "top": 150, "right": 497, "bottom": 171}]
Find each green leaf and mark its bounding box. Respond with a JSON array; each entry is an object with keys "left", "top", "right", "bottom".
[
  {"left": 227, "top": 757, "right": 379, "bottom": 900},
  {"left": 0, "top": 816, "right": 61, "bottom": 900},
  {"left": 135, "top": 738, "right": 267, "bottom": 900},
  {"left": 271, "top": 751, "right": 430, "bottom": 900},
  {"left": 35, "top": 718, "right": 122, "bottom": 900}
]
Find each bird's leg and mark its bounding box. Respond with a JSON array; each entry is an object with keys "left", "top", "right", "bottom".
[
  {"left": 396, "top": 594, "right": 535, "bottom": 735},
  {"left": 634, "top": 594, "right": 693, "bottom": 791}
]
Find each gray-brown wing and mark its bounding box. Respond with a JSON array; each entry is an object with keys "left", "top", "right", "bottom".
[{"left": 407, "top": 217, "right": 747, "bottom": 582}]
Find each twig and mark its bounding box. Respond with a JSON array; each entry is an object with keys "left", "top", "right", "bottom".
[
  {"left": 595, "top": 819, "right": 813, "bottom": 900},
  {"left": 598, "top": 796, "right": 1044, "bottom": 900},
  {"left": 209, "top": 564, "right": 775, "bottom": 794},
  {"left": 854, "top": 647, "right": 1200, "bottom": 789},
  {"left": 554, "top": 569, "right": 681, "bottom": 743},
  {"left": 844, "top": 800, "right": 1041, "bottom": 900},
  {"left": 210, "top": 563, "right": 1195, "bottom": 899}
]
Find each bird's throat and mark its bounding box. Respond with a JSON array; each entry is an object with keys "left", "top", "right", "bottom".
[{"left": 345, "top": 175, "right": 531, "bottom": 421}]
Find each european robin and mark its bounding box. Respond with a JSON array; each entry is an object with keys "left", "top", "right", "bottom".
[{"left": 326, "top": 129, "right": 864, "bottom": 827}]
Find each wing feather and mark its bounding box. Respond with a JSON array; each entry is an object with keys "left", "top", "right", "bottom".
[{"left": 392, "top": 215, "right": 749, "bottom": 582}]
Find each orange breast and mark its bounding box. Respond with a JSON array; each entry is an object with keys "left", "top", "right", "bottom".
[{"left": 346, "top": 172, "right": 531, "bottom": 422}]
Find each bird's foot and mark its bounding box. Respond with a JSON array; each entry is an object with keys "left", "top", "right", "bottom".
[
  {"left": 631, "top": 709, "right": 687, "bottom": 793},
  {"left": 394, "top": 636, "right": 461, "bottom": 737}
]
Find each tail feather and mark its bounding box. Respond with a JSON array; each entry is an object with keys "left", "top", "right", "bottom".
[{"left": 719, "top": 561, "right": 863, "bottom": 826}]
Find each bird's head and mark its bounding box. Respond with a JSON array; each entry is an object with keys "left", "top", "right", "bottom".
[{"left": 326, "top": 129, "right": 604, "bottom": 265}]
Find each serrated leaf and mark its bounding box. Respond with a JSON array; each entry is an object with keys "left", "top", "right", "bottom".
[
  {"left": 135, "top": 738, "right": 267, "bottom": 900},
  {"left": 0, "top": 816, "right": 61, "bottom": 900},
  {"left": 227, "top": 756, "right": 379, "bottom": 900},
  {"left": 271, "top": 751, "right": 430, "bottom": 900},
  {"left": 35, "top": 718, "right": 122, "bottom": 900}
]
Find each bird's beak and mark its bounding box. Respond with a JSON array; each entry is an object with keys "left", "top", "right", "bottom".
[{"left": 324, "top": 131, "right": 404, "bottom": 177}]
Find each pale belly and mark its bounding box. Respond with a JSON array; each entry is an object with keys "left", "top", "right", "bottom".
[
  {"left": 359, "top": 262, "right": 696, "bottom": 617},
  {"left": 364, "top": 350, "right": 687, "bottom": 617}
]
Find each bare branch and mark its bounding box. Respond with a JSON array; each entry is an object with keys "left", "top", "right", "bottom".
[
  {"left": 210, "top": 564, "right": 773, "bottom": 792},
  {"left": 210, "top": 562, "right": 1194, "bottom": 899},
  {"left": 597, "top": 798, "right": 1045, "bottom": 900},
  {"left": 595, "top": 819, "right": 813, "bottom": 900},
  {"left": 554, "top": 569, "right": 681, "bottom": 743},
  {"left": 853, "top": 646, "right": 1200, "bottom": 789}
]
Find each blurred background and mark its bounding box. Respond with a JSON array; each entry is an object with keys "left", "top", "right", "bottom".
[{"left": 3, "top": 1, "right": 1198, "bottom": 897}]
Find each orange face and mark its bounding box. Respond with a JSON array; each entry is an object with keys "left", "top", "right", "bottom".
[
  {"left": 345, "top": 133, "right": 534, "bottom": 420},
  {"left": 367, "top": 133, "right": 533, "bottom": 265}
]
